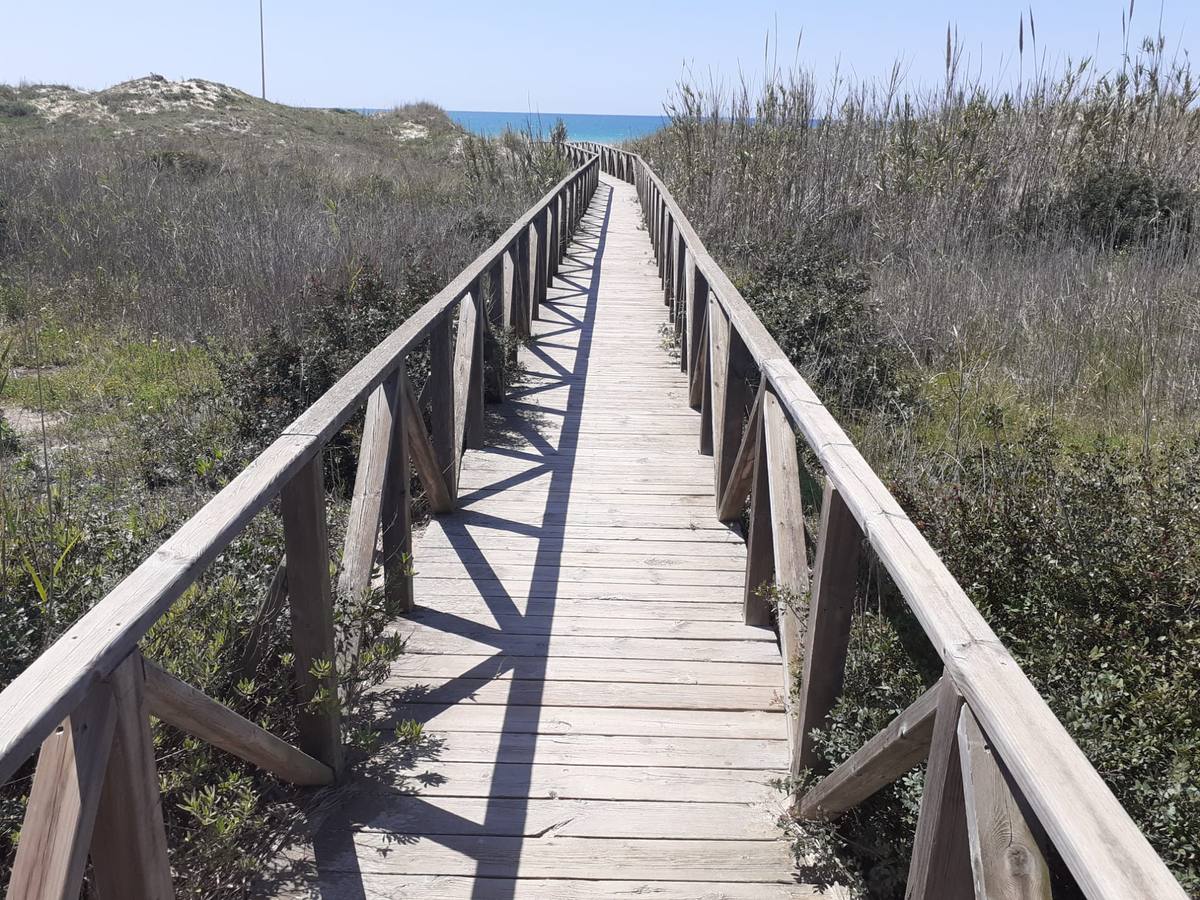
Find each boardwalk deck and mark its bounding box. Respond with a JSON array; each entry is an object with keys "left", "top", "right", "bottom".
[{"left": 266, "top": 175, "right": 831, "bottom": 897}]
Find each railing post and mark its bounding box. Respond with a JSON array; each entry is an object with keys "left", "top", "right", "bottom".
[
  {"left": 710, "top": 310, "right": 755, "bottom": 506},
  {"left": 527, "top": 218, "right": 541, "bottom": 322},
  {"left": 465, "top": 283, "right": 486, "bottom": 450},
  {"left": 906, "top": 676, "right": 973, "bottom": 899},
  {"left": 9, "top": 680, "right": 116, "bottom": 898},
  {"left": 429, "top": 310, "right": 458, "bottom": 500},
  {"left": 744, "top": 406, "right": 773, "bottom": 626},
  {"left": 90, "top": 652, "right": 174, "bottom": 899},
  {"left": 279, "top": 455, "right": 343, "bottom": 774},
  {"left": 688, "top": 264, "right": 709, "bottom": 407},
  {"left": 794, "top": 482, "right": 862, "bottom": 771},
  {"left": 383, "top": 369, "right": 414, "bottom": 613},
  {"left": 483, "top": 258, "right": 506, "bottom": 402}
]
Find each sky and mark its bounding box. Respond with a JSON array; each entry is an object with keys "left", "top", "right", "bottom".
[{"left": 0, "top": 1, "right": 1193, "bottom": 115}]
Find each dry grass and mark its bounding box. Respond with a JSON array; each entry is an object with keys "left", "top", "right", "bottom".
[{"left": 634, "top": 33, "right": 1200, "bottom": 443}]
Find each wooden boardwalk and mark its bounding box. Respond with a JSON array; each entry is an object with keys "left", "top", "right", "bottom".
[{"left": 271, "top": 175, "right": 824, "bottom": 897}]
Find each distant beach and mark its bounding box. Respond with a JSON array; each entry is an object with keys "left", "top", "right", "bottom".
[{"left": 356, "top": 109, "right": 666, "bottom": 144}]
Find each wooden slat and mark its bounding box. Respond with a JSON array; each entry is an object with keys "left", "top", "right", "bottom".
[
  {"left": 143, "top": 659, "right": 333, "bottom": 786},
  {"left": 958, "top": 706, "right": 1052, "bottom": 900},
  {"left": 906, "top": 676, "right": 973, "bottom": 899},
  {"left": 795, "top": 481, "right": 861, "bottom": 771},
  {"left": 280, "top": 455, "right": 342, "bottom": 773},
  {"left": 90, "top": 653, "right": 174, "bottom": 900},
  {"left": 798, "top": 678, "right": 941, "bottom": 819},
  {"left": 7, "top": 682, "right": 115, "bottom": 900}
]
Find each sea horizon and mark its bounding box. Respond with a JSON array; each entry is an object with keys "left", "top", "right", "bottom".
[{"left": 356, "top": 108, "right": 666, "bottom": 144}]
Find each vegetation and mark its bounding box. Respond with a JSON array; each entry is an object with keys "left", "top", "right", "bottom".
[
  {"left": 0, "top": 76, "right": 565, "bottom": 895},
  {"left": 635, "top": 28, "right": 1200, "bottom": 897}
]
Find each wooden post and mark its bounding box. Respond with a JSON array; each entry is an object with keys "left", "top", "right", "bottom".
[
  {"left": 527, "top": 219, "right": 541, "bottom": 322},
  {"left": 339, "top": 373, "right": 400, "bottom": 611},
  {"left": 906, "top": 676, "right": 973, "bottom": 900},
  {"left": 279, "top": 456, "right": 342, "bottom": 773},
  {"left": 957, "top": 707, "right": 1052, "bottom": 900},
  {"left": 515, "top": 230, "right": 531, "bottom": 338},
  {"left": 382, "top": 369, "right": 414, "bottom": 613},
  {"left": 761, "top": 391, "right": 811, "bottom": 776},
  {"left": 483, "top": 259, "right": 506, "bottom": 402},
  {"left": 8, "top": 681, "right": 116, "bottom": 899},
  {"left": 710, "top": 312, "right": 755, "bottom": 506},
  {"left": 90, "top": 652, "right": 174, "bottom": 900},
  {"left": 428, "top": 311, "right": 458, "bottom": 502},
  {"left": 794, "top": 482, "right": 862, "bottom": 772},
  {"left": 688, "top": 268, "right": 709, "bottom": 410},
  {"left": 743, "top": 411, "right": 774, "bottom": 626}
]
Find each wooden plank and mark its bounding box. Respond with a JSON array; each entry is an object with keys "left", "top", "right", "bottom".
[
  {"left": 395, "top": 653, "right": 779, "bottom": 686},
  {"left": 795, "top": 481, "right": 861, "bottom": 771},
  {"left": 381, "top": 368, "right": 413, "bottom": 612},
  {"left": 403, "top": 610, "right": 764, "bottom": 640},
  {"left": 285, "top": 835, "right": 797, "bottom": 884},
  {"left": 743, "top": 411, "right": 774, "bottom": 626},
  {"left": 402, "top": 371, "right": 454, "bottom": 513},
  {"left": 143, "top": 659, "right": 333, "bottom": 786},
  {"left": 451, "top": 291, "right": 479, "bottom": 465},
  {"left": 762, "top": 390, "right": 811, "bottom": 775},
  {"left": 90, "top": 653, "right": 174, "bottom": 900},
  {"left": 377, "top": 703, "right": 785, "bottom": 741},
  {"left": 7, "top": 681, "right": 115, "bottom": 900},
  {"left": 957, "top": 706, "right": 1052, "bottom": 900},
  {"left": 383, "top": 676, "right": 781, "bottom": 712},
  {"left": 396, "top": 628, "right": 779, "bottom": 664},
  {"left": 798, "top": 679, "right": 941, "bottom": 819},
  {"left": 280, "top": 455, "right": 342, "bottom": 773},
  {"left": 318, "top": 796, "right": 784, "bottom": 840},
  {"left": 717, "top": 380, "right": 764, "bottom": 520},
  {"left": 337, "top": 373, "right": 398, "bottom": 608},
  {"left": 906, "top": 676, "right": 973, "bottom": 899},
  {"left": 372, "top": 729, "right": 787, "bottom": 770},
  {"left": 428, "top": 308, "right": 458, "bottom": 501},
  {"left": 273, "top": 874, "right": 831, "bottom": 900}
]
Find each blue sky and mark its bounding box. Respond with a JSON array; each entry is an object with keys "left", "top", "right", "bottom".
[{"left": 1, "top": 1, "right": 1193, "bottom": 114}]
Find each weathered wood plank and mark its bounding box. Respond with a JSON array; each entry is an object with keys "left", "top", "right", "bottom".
[
  {"left": 795, "top": 481, "right": 862, "bottom": 771},
  {"left": 90, "top": 653, "right": 174, "bottom": 900},
  {"left": 7, "top": 681, "right": 115, "bottom": 900},
  {"left": 906, "top": 676, "right": 973, "bottom": 899},
  {"left": 280, "top": 456, "right": 342, "bottom": 774},
  {"left": 958, "top": 706, "right": 1052, "bottom": 900},
  {"left": 798, "top": 679, "right": 941, "bottom": 819},
  {"left": 143, "top": 659, "right": 332, "bottom": 786}
]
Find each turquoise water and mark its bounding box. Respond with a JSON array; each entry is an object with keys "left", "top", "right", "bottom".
[
  {"left": 449, "top": 110, "right": 665, "bottom": 144},
  {"left": 355, "top": 109, "right": 666, "bottom": 144}
]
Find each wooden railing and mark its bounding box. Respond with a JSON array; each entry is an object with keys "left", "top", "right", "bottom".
[
  {"left": 0, "top": 153, "right": 600, "bottom": 899},
  {"left": 570, "top": 142, "right": 1188, "bottom": 900}
]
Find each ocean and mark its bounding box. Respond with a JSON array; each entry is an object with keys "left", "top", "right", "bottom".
[{"left": 356, "top": 109, "right": 666, "bottom": 144}]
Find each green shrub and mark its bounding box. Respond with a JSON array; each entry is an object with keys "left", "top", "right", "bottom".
[
  {"left": 146, "top": 148, "right": 220, "bottom": 179},
  {"left": 734, "top": 246, "right": 917, "bottom": 423},
  {"left": 1067, "top": 164, "right": 1195, "bottom": 248},
  {"left": 0, "top": 101, "right": 34, "bottom": 119}
]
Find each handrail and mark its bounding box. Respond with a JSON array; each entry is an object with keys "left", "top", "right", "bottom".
[
  {"left": 0, "top": 149, "right": 600, "bottom": 896},
  {"left": 568, "top": 141, "right": 1187, "bottom": 899}
]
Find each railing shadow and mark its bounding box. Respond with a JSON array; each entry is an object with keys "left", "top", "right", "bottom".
[{"left": 278, "top": 182, "right": 614, "bottom": 898}]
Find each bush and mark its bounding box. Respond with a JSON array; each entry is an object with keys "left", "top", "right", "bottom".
[{"left": 734, "top": 246, "right": 917, "bottom": 422}]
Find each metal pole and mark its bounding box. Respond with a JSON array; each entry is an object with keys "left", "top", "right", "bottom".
[{"left": 259, "top": 0, "right": 266, "bottom": 100}]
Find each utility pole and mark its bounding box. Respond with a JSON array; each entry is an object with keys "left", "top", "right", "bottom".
[{"left": 259, "top": 0, "right": 266, "bottom": 100}]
